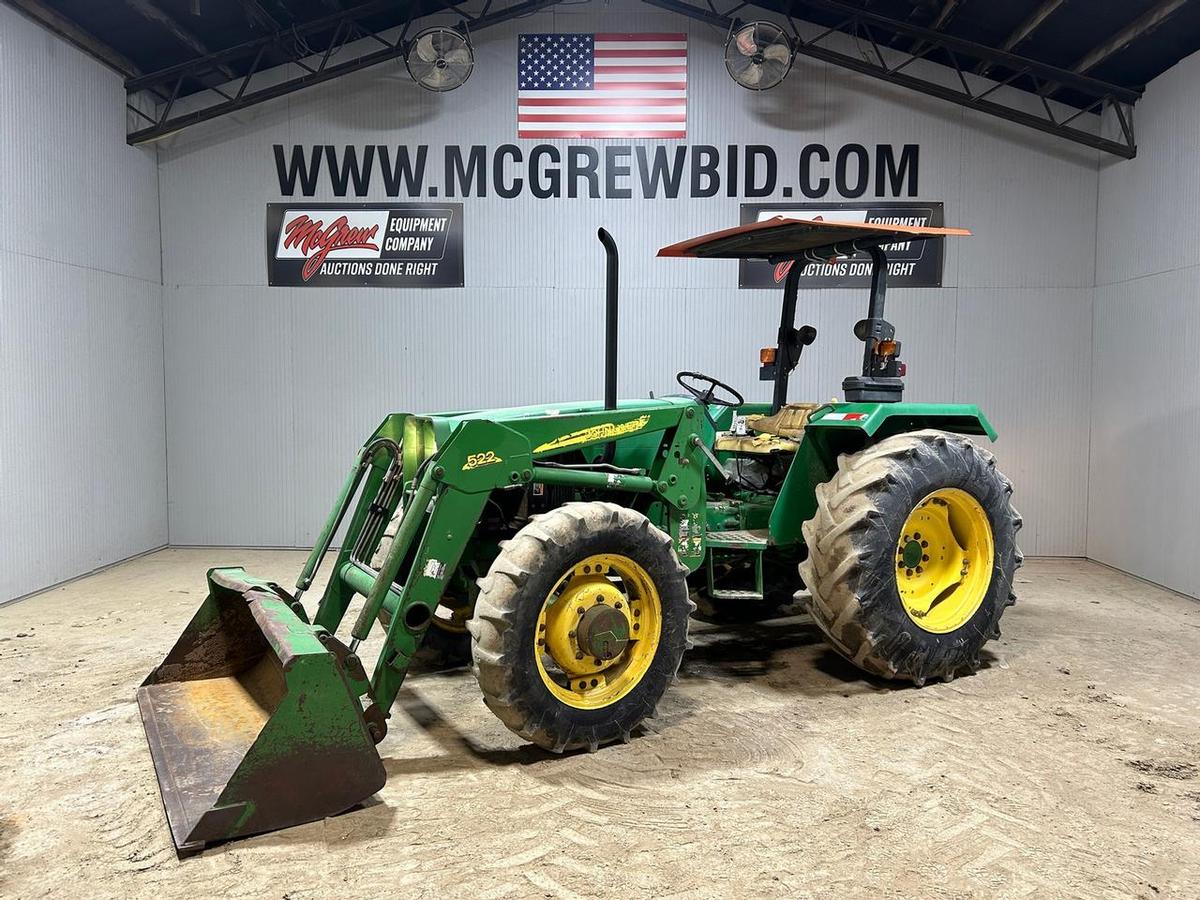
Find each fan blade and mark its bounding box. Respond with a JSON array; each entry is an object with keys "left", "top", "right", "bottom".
[
  {"left": 759, "top": 61, "right": 788, "bottom": 88},
  {"left": 423, "top": 67, "right": 452, "bottom": 89},
  {"left": 415, "top": 33, "right": 439, "bottom": 63},
  {"left": 741, "top": 64, "right": 764, "bottom": 87},
  {"left": 408, "top": 59, "right": 435, "bottom": 80},
  {"left": 764, "top": 42, "right": 791, "bottom": 63},
  {"left": 734, "top": 27, "right": 758, "bottom": 56},
  {"left": 444, "top": 48, "right": 472, "bottom": 66},
  {"left": 726, "top": 52, "right": 754, "bottom": 77}
]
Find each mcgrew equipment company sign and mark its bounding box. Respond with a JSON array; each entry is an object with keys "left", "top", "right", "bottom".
[
  {"left": 266, "top": 202, "right": 464, "bottom": 287},
  {"left": 738, "top": 201, "right": 948, "bottom": 289}
]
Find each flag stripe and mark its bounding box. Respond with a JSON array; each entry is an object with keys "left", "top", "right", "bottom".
[
  {"left": 592, "top": 58, "right": 685, "bottom": 66},
  {"left": 595, "top": 73, "right": 686, "bottom": 83},
  {"left": 519, "top": 121, "right": 686, "bottom": 130},
  {"left": 594, "top": 48, "right": 686, "bottom": 58},
  {"left": 520, "top": 107, "right": 687, "bottom": 117},
  {"left": 594, "top": 32, "right": 685, "bottom": 41},
  {"left": 593, "top": 42, "right": 687, "bottom": 51},
  {"left": 593, "top": 81, "right": 686, "bottom": 91},
  {"left": 517, "top": 130, "right": 687, "bottom": 138},
  {"left": 519, "top": 113, "right": 687, "bottom": 122},
  {"left": 518, "top": 31, "right": 687, "bottom": 138},
  {"left": 519, "top": 89, "right": 686, "bottom": 99},
  {"left": 518, "top": 96, "right": 686, "bottom": 106},
  {"left": 595, "top": 65, "right": 687, "bottom": 75}
]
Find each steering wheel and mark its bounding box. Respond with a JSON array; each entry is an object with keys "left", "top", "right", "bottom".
[{"left": 675, "top": 371, "right": 745, "bottom": 408}]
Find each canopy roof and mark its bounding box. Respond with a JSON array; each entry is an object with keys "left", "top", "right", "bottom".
[{"left": 657, "top": 217, "right": 971, "bottom": 261}]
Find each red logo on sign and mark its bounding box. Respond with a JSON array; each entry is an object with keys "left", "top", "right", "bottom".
[
  {"left": 282, "top": 215, "right": 379, "bottom": 281},
  {"left": 772, "top": 216, "right": 823, "bottom": 284}
]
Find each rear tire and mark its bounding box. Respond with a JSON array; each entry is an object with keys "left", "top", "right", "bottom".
[
  {"left": 469, "top": 502, "right": 693, "bottom": 752},
  {"left": 799, "top": 429, "right": 1022, "bottom": 685}
]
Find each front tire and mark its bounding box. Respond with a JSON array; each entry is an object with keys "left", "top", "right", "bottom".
[
  {"left": 469, "top": 502, "right": 693, "bottom": 752},
  {"left": 799, "top": 429, "right": 1022, "bottom": 685}
]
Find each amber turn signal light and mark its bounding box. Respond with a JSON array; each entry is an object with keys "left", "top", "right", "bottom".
[{"left": 760, "top": 347, "right": 777, "bottom": 364}]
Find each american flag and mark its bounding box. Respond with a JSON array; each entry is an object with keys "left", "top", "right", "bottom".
[{"left": 517, "top": 32, "right": 687, "bottom": 139}]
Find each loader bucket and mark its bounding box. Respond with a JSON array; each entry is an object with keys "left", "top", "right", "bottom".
[{"left": 137, "top": 568, "right": 385, "bottom": 855}]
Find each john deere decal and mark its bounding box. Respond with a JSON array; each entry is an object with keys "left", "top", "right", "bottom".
[
  {"left": 267, "top": 202, "right": 463, "bottom": 287},
  {"left": 534, "top": 415, "right": 652, "bottom": 453}
]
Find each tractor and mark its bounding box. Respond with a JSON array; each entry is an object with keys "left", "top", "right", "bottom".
[{"left": 138, "top": 217, "right": 1022, "bottom": 855}]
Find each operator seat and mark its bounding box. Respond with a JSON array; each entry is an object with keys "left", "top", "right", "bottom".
[
  {"left": 712, "top": 402, "right": 822, "bottom": 455},
  {"left": 749, "top": 402, "right": 821, "bottom": 439}
]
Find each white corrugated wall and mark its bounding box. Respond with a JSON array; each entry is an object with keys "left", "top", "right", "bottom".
[
  {"left": 1089, "top": 50, "right": 1200, "bottom": 599},
  {"left": 0, "top": 6, "right": 167, "bottom": 603},
  {"left": 15, "top": 1, "right": 1197, "bottom": 602},
  {"left": 156, "top": 2, "right": 1099, "bottom": 556}
]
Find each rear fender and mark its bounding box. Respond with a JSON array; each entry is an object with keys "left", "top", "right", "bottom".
[{"left": 767, "top": 403, "right": 996, "bottom": 546}]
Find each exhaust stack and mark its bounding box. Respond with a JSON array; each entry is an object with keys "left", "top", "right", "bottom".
[{"left": 597, "top": 227, "right": 619, "bottom": 412}]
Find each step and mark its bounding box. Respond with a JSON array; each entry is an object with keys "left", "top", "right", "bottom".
[
  {"left": 706, "top": 528, "right": 771, "bottom": 551},
  {"left": 707, "top": 588, "right": 765, "bottom": 602}
]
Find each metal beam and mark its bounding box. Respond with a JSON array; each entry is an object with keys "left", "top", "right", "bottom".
[
  {"left": 126, "top": 0, "right": 560, "bottom": 143},
  {"left": 927, "top": 0, "right": 961, "bottom": 30},
  {"left": 123, "top": 0, "right": 238, "bottom": 80},
  {"left": 1070, "top": 0, "right": 1188, "bottom": 75},
  {"left": 977, "top": 0, "right": 1067, "bottom": 76},
  {"left": 4, "top": 0, "right": 143, "bottom": 77},
  {"left": 795, "top": 0, "right": 1138, "bottom": 101},
  {"left": 1041, "top": 0, "right": 1187, "bottom": 100},
  {"left": 1003, "top": 0, "right": 1067, "bottom": 51},
  {"left": 126, "top": 0, "right": 398, "bottom": 92},
  {"left": 237, "top": 0, "right": 282, "bottom": 32},
  {"left": 907, "top": 0, "right": 962, "bottom": 57},
  {"left": 644, "top": 0, "right": 1139, "bottom": 158}
]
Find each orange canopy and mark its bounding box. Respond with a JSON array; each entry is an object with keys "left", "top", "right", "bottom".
[{"left": 657, "top": 216, "right": 971, "bottom": 260}]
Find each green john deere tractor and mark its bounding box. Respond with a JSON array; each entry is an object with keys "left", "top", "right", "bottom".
[{"left": 138, "top": 217, "right": 1022, "bottom": 855}]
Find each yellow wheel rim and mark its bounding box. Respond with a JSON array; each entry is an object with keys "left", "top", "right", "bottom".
[
  {"left": 535, "top": 553, "right": 662, "bottom": 710},
  {"left": 433, "top": 597, "right": 471, "bottom": 635},
  {"left": 896, "top": 488, "right": 994, "bottom": 634}
]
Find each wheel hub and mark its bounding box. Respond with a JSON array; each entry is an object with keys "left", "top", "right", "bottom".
[
  {"left": 577, "top": 604, "right": 630, "bottom": 660},
  {"left": 900, "top": 539, "right": 924, "bottom": 570},
  {"left": 534, "top": 553, "right": 663, "bottom": 710},
  {"left": 895, "top": 488, "right": 994, "bottom": 634}
]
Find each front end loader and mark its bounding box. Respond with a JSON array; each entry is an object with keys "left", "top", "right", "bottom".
[{"left": 140, "top": 218, "right": 1021, "bottom": 855}]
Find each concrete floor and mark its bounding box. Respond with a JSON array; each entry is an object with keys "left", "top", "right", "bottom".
[{"left": 1, "top": 551, "right": 1199, "bottom": 899}]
